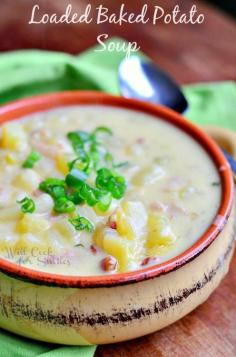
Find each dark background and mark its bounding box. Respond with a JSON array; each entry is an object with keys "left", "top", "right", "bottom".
[{"left": 208, "top": 0, "right": 236, "bottom": 17}]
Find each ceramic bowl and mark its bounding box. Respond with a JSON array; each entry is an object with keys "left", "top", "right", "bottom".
[{"left": 0, "top": 91, "right": 234, "bottom": 345}]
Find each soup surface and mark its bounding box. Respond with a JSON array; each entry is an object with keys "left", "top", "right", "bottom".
[{"left": 0, "top": 105, "right": 221, "bottom": 275}]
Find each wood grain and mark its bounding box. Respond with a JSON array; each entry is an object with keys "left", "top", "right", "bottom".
[
  {"left": 0, "top": 0, "right": 235, "bottom": 355},
  {"left": 0, "top": 0, "right": 235, "bottom": 84}
]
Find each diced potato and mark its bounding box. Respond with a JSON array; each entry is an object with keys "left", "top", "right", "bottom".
[
  {"left": 132, "top": 164, "right": 165, "bottom": 186},
  {"left": 16, "top": 233, "right": 48, "bottom": 252},
  {"left": 55, "top": 153, "right": 69, "bottom": 175},
  {"left": 97, "top": 201, "right": 148, "bottom": 272},
  {"left": 14, "top": 169, "right": 41, "bottom": 192},
  {"left": 47, "top": 230, "right": 69, "bottom": 252},
  {"left": 16, "top": 214, "right": 51, "bottom": 234},
  {"left": 93, "top": 223, "right": 105, "bottom": 248},
  {"left": 102, "top": 232, "right": 135, "bottom": 272},
  {"left": 146, "top": 213, "right": 176, "bottom": 249},
  {"left": 5, "top": 153, "right": 17, "bottom": 165},
  {"left": 35, "top": 194, "right": 54, "bottom": 214},
  {"left": 116, "top": 201, "right": 147, "bottom": 240},
  {"left": 1, "top": 123, "right": 27, "bottom": 151},
  {"left": 52, "top": 219, "right": 76, "bottom": 243}
]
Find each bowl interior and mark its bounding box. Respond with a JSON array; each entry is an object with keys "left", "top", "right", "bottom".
[{"left": 0, "top": 91, "right": 234, "bottom": 287}]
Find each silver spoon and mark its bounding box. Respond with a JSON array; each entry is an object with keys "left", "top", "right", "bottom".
[{"left": 119, "top": 56, "right": 188, "bottom": 114}]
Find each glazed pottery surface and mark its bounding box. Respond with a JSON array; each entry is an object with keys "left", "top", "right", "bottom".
[{"left": 0, "top": 92, "right": 234, "bottom": 345}]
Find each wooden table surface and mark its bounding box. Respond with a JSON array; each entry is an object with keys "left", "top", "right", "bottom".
[{"left": 0, "top": 1, "right": 236, "bottom": 356}]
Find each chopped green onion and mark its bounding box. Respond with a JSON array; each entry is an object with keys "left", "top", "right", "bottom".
[
  {"left": 68, "top": 154, "right": 90, "bottom": 173},
  {"left": 104, "top": 152, "right": 114, "bottom": 166},
  {"left": 74, "top": 243, "right": 85, "bottom": 248},
  {"left": 67, "top": 131, "right": 91, "bottom": 145},
  {"left": 34, "top": 126, "right": 127, "bottom": 221},
  {"left": 96, "top": 191, "right": 112, "bottom": 212},
  {"left": 79, "top": 183, "right": 100, "bottom": 206},
  {"left": 93, "top": 126, "right": 113, "bottom": 136},
  {"left": 113, "top": 161, "right": 129, "bottom": 169},
  {"left": 105, "top": 152, "right": 129, "bottom": 169},
  {"left": 67, "top": 131, "right": 90, "bottom": 155},
  {"left": 22, "top": 151, "right": 41, "bottom": 168},
  {"left": 89, "top": 142, "right": 101, "bottom": 169},
  {"left": 95, "top": 167, "right": 112, "bottom": 187},
  {"left": 17, "top": 196, "right": 36, "bottom": 213},
  {"left": 96, "top": 168, "right": 126, "bottom": 199},
  {"left": 67, "top": 191, "right": 84, "bottom": 205},
  {"left": 39, "top": 178, "right": 65, "bottom": 199},
  {"left": 69, "top": 216, "right": 94, "bottom": 232},
  {"left": 54, "top": 197, "right": 75, "bottom": 213},
  {"left": 67, "top": 127, "right": 113, "bottom": 171},
  {"left": 66, "top": 168, "right": 88, "bottom": 187},
  {"left": 109, "top": 175, "right": 126, "bottom": 199}
]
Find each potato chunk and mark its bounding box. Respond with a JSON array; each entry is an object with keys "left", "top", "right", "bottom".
[
  {"left": 93, "top": 223, "right": 105, "bottom": 248},
  {"left": 146, "top": 213, "right": 176, "bottom": 252},
  {"left": 35, "top": 194, "right": 54, "bottom": 214},
  {"left": 1, "top": 123, "right": 27, "bottom": 151},
  {"left": 103, "top": 232, "right": 135, "bottom": 272},
  {"left": 14, "top": 169, "right": 41, "bottom": 192},
  {"left": 5, "top": 153, "right": 17, "bottom": 165},
  {"left": 132, "top": 164, "right": 165, "bottom": 186},
  {"left": 52, "top": 219, "right": 76, "bottom": 243},
  {"left": 116, "top": 201, "right": 147, "bottom": 240},
  {"left": 55, "top": 153, "right": 70, "bottom": 175},
  {"left": 93, "top": 201, "right": 147, "bottom": 272},
  {"left": 16, "top": 214, "right": 51, "bottom": 234},
  {"left": 17, "top": 233, "right": 48, "bottom": 253}
]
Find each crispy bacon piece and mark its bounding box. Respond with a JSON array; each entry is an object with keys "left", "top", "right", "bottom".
[
  {"left": 141, "top": 257, "right": 159, "bottom": 266},
  {"left": 90, "top": 245, "right": 97, "bottom": 254},
  {"left": 101, "top": 256, "right": 118, "bottom": 272}
]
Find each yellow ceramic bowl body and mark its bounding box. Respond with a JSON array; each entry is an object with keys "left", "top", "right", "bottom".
[{"left": 0, "top": 92, "right": 234, "bottom": 345}]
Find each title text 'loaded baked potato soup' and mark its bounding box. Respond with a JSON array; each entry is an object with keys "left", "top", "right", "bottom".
[{"left": 0, "top": 105, "right": 221, "bottom": 276}]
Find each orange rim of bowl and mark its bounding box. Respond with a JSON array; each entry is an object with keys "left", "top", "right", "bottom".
[{"left": 0, "top": 91, "right": 234, "bottom": 288}]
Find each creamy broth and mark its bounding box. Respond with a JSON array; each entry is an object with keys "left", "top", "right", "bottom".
[{"left": 0, "top": 105, "right": 221, "bottom": 275}]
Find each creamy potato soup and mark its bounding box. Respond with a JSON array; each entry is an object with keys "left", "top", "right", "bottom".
[{"left": 0, "top": 105, "right": 221, "bottom": 275}]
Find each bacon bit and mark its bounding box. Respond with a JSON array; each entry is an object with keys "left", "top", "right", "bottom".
[
  {"left": 90, "top": 245, "right": 97, "bottom": 254},
  {"left": 137, "top": 137, "right": 145, "bottom": 145},
  {"left": 141, "top": 257, "right": 159, "bottom": 266},
  {"left": 101, "top": 256, "right": 118, "bottom": 272},
  {"left": 107, "top": 214, "right": 117, "bottom": 229},
  {"left": 109, "top": 221, "right": 117, "bottom": 230}
]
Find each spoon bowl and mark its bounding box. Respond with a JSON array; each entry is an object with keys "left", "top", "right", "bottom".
[{"left": 119, "top": 56, "right": 188, "bottom": 114}]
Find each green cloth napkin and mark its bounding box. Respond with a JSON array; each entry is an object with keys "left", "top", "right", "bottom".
[
  {"left": 0, "top": 37, "right": 235, "bottom": 130},
  {"left": 0, "top": 37, "right": 235, "bottom": 357},
  {"left": 0, "top": 328, "right": 96, "bottom": 357}
]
